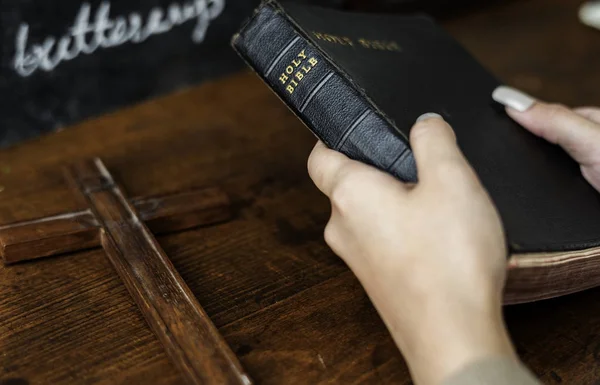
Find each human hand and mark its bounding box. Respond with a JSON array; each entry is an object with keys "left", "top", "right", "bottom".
[
  {"left": 307, "top": 115, "right": 515, "bottom": 385},
  {"left": 493, "top": 86, "right": 600, "bottom": 192}
]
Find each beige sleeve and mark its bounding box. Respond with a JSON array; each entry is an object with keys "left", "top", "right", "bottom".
[{"left": 442, "top": 356, "right": 542, "bottom": 385}]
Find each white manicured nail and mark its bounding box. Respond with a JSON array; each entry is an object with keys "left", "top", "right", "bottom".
[
  {"left": 492, "top": 86, "right": 537, "bottom": 112},
  {"left": 580, "top": 1, "right": 600, "bottom": 30},
  {"left": 416, "top": 113, "right": 443, "bottom": 123}
]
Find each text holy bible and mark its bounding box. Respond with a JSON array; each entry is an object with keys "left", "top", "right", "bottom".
[{"left": 232, "top": 0, "right": 600, "bottom": 303}]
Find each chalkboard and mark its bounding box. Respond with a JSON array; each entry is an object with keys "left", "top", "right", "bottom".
[{"left": 0, "top": 0, "right": 264, "bottom": 148}]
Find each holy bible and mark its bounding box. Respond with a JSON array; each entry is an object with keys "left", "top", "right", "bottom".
[{"left": 232, "top": 1, "right": 600, "bottom": 303}]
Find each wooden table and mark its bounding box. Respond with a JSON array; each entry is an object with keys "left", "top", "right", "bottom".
[{"left": 1, "top": 0, "right": 599, "bottom": 383}]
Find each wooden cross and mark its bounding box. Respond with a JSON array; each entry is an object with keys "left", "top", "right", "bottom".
[{"left": 0, "top": 158, "right": 252, "bottom": 385}]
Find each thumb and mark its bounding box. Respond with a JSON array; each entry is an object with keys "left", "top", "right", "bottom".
[
  {"left": 492, "top": 86, "right": 600, "bottom": 167},
  {"left": 574, "top": 107, "right": 600, "bottom": 125},
  {"left": 410, "top": 113, "right": 475, "bottom": 185}
]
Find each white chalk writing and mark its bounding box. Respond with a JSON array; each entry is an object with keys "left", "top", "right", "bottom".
[{"left": 14, "top": 0, "right": 225, "bottom": 77}]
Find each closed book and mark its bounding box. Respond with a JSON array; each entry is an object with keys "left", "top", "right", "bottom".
[{"left": 232, "top": 0, "right": 600, "bottom": 303}]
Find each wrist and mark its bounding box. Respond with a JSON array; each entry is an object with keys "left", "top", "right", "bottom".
[{"left": 395, "top": 302, "right": 515, "bottom": 385}]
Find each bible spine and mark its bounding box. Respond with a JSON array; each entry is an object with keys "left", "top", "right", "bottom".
[{"left": 232, "top": 1, "right": 417, "bottom": 182}]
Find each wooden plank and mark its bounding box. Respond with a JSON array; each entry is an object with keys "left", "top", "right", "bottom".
[
  {"left": 133, "top": 188, "right": 232, "bottom": 234},
  {"left": 0, "top": 187, "right": 233, "bottom": 264},
  {"left": 66, "top": 158, "right": 251, "bottom": 385},
  {"left": 0, "top": 210, "right": 100, "bottom": 264}
]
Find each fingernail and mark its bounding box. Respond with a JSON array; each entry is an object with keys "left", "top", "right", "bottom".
[
  {"left": 492, "top": 86, "right": 536, "bottom": 112},
  {"left": 579, "top": 2, "right": 600, "bottom": 30},
  {"left": 416, "top": 113, "right": 443, "bottom": 123}
]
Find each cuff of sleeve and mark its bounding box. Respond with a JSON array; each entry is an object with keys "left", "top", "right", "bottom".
[{"left": 442, "top": 356, "right": 541, "bottom": 385}]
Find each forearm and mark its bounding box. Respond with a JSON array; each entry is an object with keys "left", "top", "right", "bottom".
[
  {"left": 400, "top": 312, "right": 516, "bottom": 385},
  {"left": 442, "top": 355, "right": 542, "bottom": 385},
  {"left": 364, "top": 283, "right": 517, "bottom": 385}
]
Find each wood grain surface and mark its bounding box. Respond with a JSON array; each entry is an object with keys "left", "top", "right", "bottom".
[
  {"left": 1, "top": 0, "right": 599, "bottom": 384},
  {"left": 64, "top": 159, "right": 250, "bottom": 385},
  {"left": 0, "top": 187, "right": 232, "bottom": 264}
]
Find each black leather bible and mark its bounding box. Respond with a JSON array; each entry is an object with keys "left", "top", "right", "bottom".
[{"left": 232, "top": 1, "right": 600, "bottom": 303}]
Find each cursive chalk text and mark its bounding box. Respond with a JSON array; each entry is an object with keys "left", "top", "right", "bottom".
[{"left": 14, "top": 0, "right": 225, "bottom": 77}]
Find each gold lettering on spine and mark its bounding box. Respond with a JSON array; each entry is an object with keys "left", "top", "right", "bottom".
[{"left": 279, "top": 48, "right": 319, "bottom": 95}]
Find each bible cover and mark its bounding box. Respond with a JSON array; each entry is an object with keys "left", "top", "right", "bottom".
[{"left": 232, "top": 1, "right": 600, "bottom": 303}]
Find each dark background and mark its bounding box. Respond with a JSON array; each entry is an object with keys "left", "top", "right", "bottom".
[
  {"left": 0, "top": 0, "right": 477, "bottom": 149},
  {"left": 0, "top": 0, "right": 271, "bottom": 148}
]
